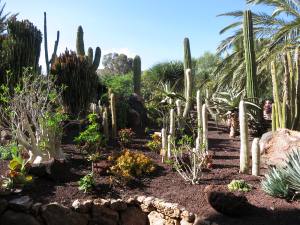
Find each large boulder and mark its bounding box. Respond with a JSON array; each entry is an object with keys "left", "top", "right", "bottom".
[
  {"left": 260, "top": 129, "right": 300, "bottom": 166},
  {"left": 120, "top": 206, "right": 148, "bottom": 225},
  {"left": 127, "top": 94, "right": 147, "bottom": 135}
]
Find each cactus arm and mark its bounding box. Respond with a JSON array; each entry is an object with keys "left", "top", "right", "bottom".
[
  {"left": 182, "top": 69, "right": 192, "bottom": 119},
  {"left": 92, "top": 47, "right": 101, "bottom": 71},
  {"left": 202, "top": 104, "right": 208, "bottom": 152},
  {"left": 271, "top": 61, "right": 282, "bottom": 128},
  {"left": 76, "top": 26, "right": 85, "bottom": 56},
  {"left": 292, "top": 47, "right": 300, "bottom": 129},
  {"left": 183, "top": 37, "right": 192, "bottom": 98},
  {"left": 251, "top": 138, "right": 260, "bottom": 176}
]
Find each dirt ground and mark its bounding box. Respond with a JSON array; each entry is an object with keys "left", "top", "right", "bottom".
[{"left": 1, "top": 122, "right": 300, "bottom": 225}]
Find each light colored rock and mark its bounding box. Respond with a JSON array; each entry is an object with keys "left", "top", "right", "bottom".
[
  {"left": 42, "top": 202, "right": 89, "bottom": 225},
  {"left": 136, "top": 195, "right": 146, "bottom": 203},
  {"left": 180, "top": 220, "right": 193, "bottom": 225},
  {"left": 165, "top": 217, "right": 180, "bottom": 225},
  {"left": 0, "top": 210, "right": 41, "bottom": 225},
  {"left": 162, "top": 203, "right": 181, "bottom": 218},
  {"left": 93, "top": 198, "right": 110, "bottom": 207},
  {"left": 0, "top": 198, "right": 8, "bottom": 214},
  {"left": 120, "top": 206, "right": 148, "bottom": 225},
  {"left": 9, "top": 196, "right": 33, "bottom": 212},
  {"left": 72, "top": 199, "right": 93, "bottom": 213},
  {"left": 110, "top": 199, "right": 127, "bottom": 211},
  {"left": 148, "top": 211, "right": 166, "bottom": 225},
  {"left": 261, "top": 129, "right": 300, "bottom": 166},
  {"left": 180, "top": 210, "right": 195, "bottom": 223},
  {"left": 259, "top": 131, "right": 273, "bottom": 154}
]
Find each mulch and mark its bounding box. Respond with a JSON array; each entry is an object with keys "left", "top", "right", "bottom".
[{"left": 1, "top": 122, "right": 300, "bottom": 225}]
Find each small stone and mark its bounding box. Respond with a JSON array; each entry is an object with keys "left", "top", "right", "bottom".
[
  {"left": 9, "top": 196, "right": 33, "bottom": 212},
  {"left": 140, "top": 203, "right": 155, "bottom": 213},
  {"left": 110, "top": 199, "right": 127, "bottom": 211},
  {"left": 93, "top": 198, "right": 110, "bottom": 207},
  {"left": 126, "top": 197, "right": 137, "bottom": 205},
  {"left": 180, "top": 210, "right": 195, "bottom": 223},
  {"left": 0, "top": 198, "right": 8, "bottom": 214},
  {"left": 148, "top": 211, "right": 166, "bottom": 225},
  {"left": 72, "top": 199, "right": 93, "bottom": 213},
  {"left": 0, "top": 210, "right": 41, "bottom": 225},
  {"left": 180, "top": 220, "right": 193, "bottom": 225},
  {"left": 165, "top": 217, "right": 180, "bottom": 225},
  {"left": 136, "top": 195, "right": 146, "bottom": 203}
]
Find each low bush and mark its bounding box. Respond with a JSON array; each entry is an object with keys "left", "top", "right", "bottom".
[
  {"left": 118, "top": 128, "right": 134, "bottom": 147},
  {"left": 228, "top": 180, "right": 252, "bottom": 192},
  {"left": 0, "top": 143, "right": 19, "bottom": 160},
  {"left": 78, "top": 172, "right": 95, "bottom": 193},
  {"left": 146, "top": 133, "right": 161, "bottom": 153},
  {"left": 109, "top": 149, "right": 156, "bottom": 181}
]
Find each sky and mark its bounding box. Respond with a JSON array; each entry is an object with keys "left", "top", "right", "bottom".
[{"left": 5, "top": 0, "right": 271, "bottom": 70}]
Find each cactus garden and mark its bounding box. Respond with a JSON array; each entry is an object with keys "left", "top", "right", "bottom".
[{"left": 1, "top": 1, "right": 300, "bottom": 225}]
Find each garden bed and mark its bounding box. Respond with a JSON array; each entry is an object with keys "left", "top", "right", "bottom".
[{"left": 1, "top": 122, "right": 300, "bottom": 225}]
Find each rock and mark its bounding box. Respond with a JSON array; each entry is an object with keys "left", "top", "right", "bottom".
[
  {"left": 148, "top": 211, "right": 166, "bottom": 225},
  {"left": 180, "top": 220, "right": 193, "bottom": 225},
  {"left": 72, "top": 199, "right": 93, "bottom": 213},
  {"left": 42, "top": 202, "right": 89, "bottom": 225},
  {"left": 180, "top": 210, "right": 195, "bottom": 223},
  {"left": 204, "top": 185, "right": 250, "bottom": 217},
  {"left": 136, "top": 195, "right": 146, "bottom": 203},
  {"left": 165, "top": 217, "right": 180, "bottom": 225},
  {"left": 31, "top": 202, "right": 42, "bottom": 216},
  {"left": 259, "top": 131, "right": 273, "bottom": 154},
  {"left": 0, "top": 210, "right": 41, "bottom": 225},
  {"left": 162, "top": 202, "right": 181, "bottom": 219},
  {"left": 110, "top": 199, "right": 127, "bottom": 211},
  {"left": 120, "top": 206, "right": 148, "bottom": 225},
  {"left": 261, "top": 129, "right": 300, "bottom": 166},
  {"left": 127, "top": 94, "right": 147, "bottom": 135},
  {"left": 0, "top": 198, "right": 8, "bottom": 215},
  {"left": 9, "top": 196, "right": 33, "bottom": 212},
  {"left": 29, "top": 158, "right": 55, "bottom": 177},
  {"left": 92, "top": 201, "right": 119, "bottom": 225}
]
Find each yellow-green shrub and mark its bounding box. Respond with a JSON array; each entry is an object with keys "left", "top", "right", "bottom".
[
  {"left": 146, "top": 133, "right": 161, "bottom": 153},
  {"left": 109, "top": 149, "right": 156, "bottom": 181}
]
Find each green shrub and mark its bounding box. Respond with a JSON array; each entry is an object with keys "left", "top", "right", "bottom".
[
  {"left": 78, "top": 172, "right": 95, "bottom": 193},
  {"left": 228, "top": 180, "right": 252, "bottom": 192},
  {"left": 100, "top": 73, "right": 133, "bottom": 97},
  {"left": 74, "top": 113, "right": 106, "bottom": 153},
  {"left": 118, "top": 128, "right": 135, "bottom": 146},
  {"left": 0, "top": 143, "right": 19, "bottom": 160},
  {"left": 146, "top": 133, "right": 161, "bottom": 153}
]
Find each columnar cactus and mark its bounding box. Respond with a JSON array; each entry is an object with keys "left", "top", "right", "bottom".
[
  {"left": 196, "top": 90, "right": 202, "bottom": 143},
  {"left": 251, "top": 138, "right": 260, "bottom": 176},
  {"left": 202, "top": 104, "right": 208, "bottom": 152},
  {"left": 102, "top": 107, "right": 109, "bottom": 139},
  {"left": 167, "top": 135, "right": 172, "bottom": 159},
  {"left": 133, "top": 55, "right": 141, "bottom": 95},
  {"left": 184, "top": 37, "right": 192, "bottom": 98},
  {"left": 239, "top": 100, "right": 250, "bottom": 173},
  {"left": 44, "top": 12, "right": 59, "bottom": 75},
  {"left": 76, "top": 26, "right": 85, "bottom": 56},
  {"left": 243, "top": 10, "right": 259, "bottom": 120},
  {"left": 110, "top": 93, "right": 117, "bottom": 139},
  {"left": 161, "top": 128, "right": 167, "bottom": 162},
  {"left": 182, "top": 69, "right": 192, "bottom": 119},
  {"left": 169, "top": 109, "right": 176, "bottom": 137}
]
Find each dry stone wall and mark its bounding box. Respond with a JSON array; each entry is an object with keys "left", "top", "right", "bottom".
[{"left": 0, "top": 195, "right": 212, "bottom": 225}]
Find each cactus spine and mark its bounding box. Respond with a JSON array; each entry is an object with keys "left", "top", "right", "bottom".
[
  {"left": 110, "top": 93, "right": 117, "bottom": 139},
  {"left": 76, "top": 26, "right": 85, "bottom": 56},
  {"left": 184, "top": 38, "right": 192, "bottom": 99},
  {"left": 133, "top": 55, "right": 141, "bottom": 95},
  {"left": 243, "top": 10, "right": 259, "bottom": 120},
  {"left": 251, "top": 138, "right": 260, "bottom": 176},
  {"left": 239, "top": 100, "right": 249, "bottom": 173}
]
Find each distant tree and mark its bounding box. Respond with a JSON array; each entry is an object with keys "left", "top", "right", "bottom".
[{"left": 101, "top": 52, "right": 133, "bottom": 75}]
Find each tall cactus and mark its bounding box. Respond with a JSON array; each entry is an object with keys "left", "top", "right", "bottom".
[
  {"left": 110, "top": 93, "right": 117, "bottom": 139},
  {"left": 76, "top": 26, "right": 85, "bottom": 56},
  {"left": 239, "top": 100, "right": 250, "bottom": 174},
  {"left": 161, "top": 128, "right": 167, "bottom": 162},
  {"left": 44, "top": 12, "right": 60, "bottom": 75},
  {"left": 202, "top": 104, "right": 208, "bottom": 152},
  {"left": 243, "top": 10, "right": 259, "bottom": 120},
  {"left": 133, "top": 55, "right": 141, "bottom": 95},
  {"left": 196, "top": 90, "right": 203, "bottom": 143},
  {"left": 182, "top": 69, "right": 192, "bottom": 119},
  {"left": 102, "top": 107, "right": 109, "bottom": 139},
  {"left": 184, "top": 37, "right": 192, "bottom": 98}
]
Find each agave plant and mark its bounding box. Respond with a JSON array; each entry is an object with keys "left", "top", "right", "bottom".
[{"left": 284, "top": 149, "right": 300, "bottom": 192}]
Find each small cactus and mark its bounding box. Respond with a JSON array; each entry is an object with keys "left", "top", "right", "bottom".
[
  {"left": 251, "top": 138, "right": 260, "bottom": 176},
  {"left": 239, "top": 100, "right": 250, "bottom": 174}
]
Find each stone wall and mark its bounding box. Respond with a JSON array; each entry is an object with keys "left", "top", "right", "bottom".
[{"left": 0, "top": 195, "right": 205, "bottom": 225}]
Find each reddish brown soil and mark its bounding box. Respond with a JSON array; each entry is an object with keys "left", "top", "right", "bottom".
[{"left": 1, "top": 122, "right": 300, "bottom": 225}]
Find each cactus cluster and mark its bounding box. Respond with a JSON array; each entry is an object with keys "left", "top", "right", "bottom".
[
  {"left": 271, "top": 47, "right": 300, "bottom": 131},
  {"left": 0, "top": 19, "right": 42, "bottom": 88}
]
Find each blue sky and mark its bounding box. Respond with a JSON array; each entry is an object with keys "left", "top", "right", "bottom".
[{"left": 5, "top": 0, "right": 271, "bottom": 70}]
